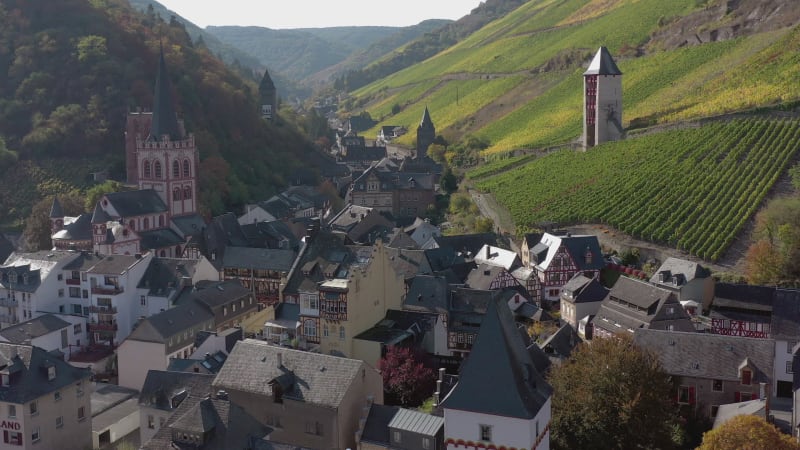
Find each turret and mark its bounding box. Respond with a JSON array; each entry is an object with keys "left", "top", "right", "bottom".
[
  {"left": 416, "top": 106, "right": 435, "bottom": 159},
  {"left": 49, "top": 197, "right": 64, "bottom": 234},
  {"left": 583, "top": 47, "right": 623, "bottom": 149}
]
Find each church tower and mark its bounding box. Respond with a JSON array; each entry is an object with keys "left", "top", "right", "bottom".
[
  {"left": 259, "top": 68, "right": 277, "bottom": 122},
  {"left": 49, "top": 196, "right": 64, "bottom": 234},
  {"left": 131, "top": 46, "right": 199, "bottom": 218},
  {"left": 583, "top": 47, "right": 623, "bottom": 149},
  {"left": 416, "top": 106, "right": 435, "bottom": 159}
]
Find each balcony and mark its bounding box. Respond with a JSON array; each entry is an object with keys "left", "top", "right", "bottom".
[
  {"left": 87, "top": 305, "right": 117, "bottom": 314},
  {"left": 88, "top": 321, "right": 118, "bottom": 332},
  {"left": 65, "top": 278, "right": 81, "bottom": 286},
  {"left": 91, "top": 286, "right": 123, "bottom": 295}
]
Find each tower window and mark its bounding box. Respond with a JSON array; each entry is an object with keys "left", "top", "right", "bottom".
[
  {"left": 143, "top": 160, "right": 151, "bottom": 178},
  {"left": 183, "top": 159, "right": 190, "bottom": 177},
  {"left": 154, "top": 161, "right": 162, "bottom": 178},
  {"left": 184, "top": 186, "right": 192, "bottom": 200},
  {"left": 172, "top": 160, "right": 180, "bottom": 178},
  {"left": 173, "top": 188, "right": 181, "bottom": 201}
]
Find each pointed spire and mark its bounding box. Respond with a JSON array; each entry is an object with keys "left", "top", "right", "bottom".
[
  {"left": 148, "top": 42, "right": 182, "bottom": 141},
  {"left": 259, "top": 68, "right": 275, "bottom": 91},
  {"left": 49, "top": 197, "right": 64, "bottom": 218},
  {"left": 91, "top": 203, "right": 110, "bottom": 224},
  {"left": 584, "top": 46, "right": 622, "bottom": 76},
  {"left": 419, "top": 105, "right": 434, "bottom": 129}
]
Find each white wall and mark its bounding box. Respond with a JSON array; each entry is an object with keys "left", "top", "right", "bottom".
[
  {"left": 91, "top": 398, "right": 140, "bottom": 449},
  {"left": 775, "top": 339, "right": 794, "bottom": 395},
  {"left": 595, "top": 74, "right": 622, "bottom": 144},
  {"left": 117, "top": 340, "right": 167, "bottom": 391},
  {"left": 445, "top": 398, "right": 551, "bottom": 450}
]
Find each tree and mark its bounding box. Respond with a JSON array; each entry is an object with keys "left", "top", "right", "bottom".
[
  {"left": 698, "top": 415, "right": 800, "bottom": 450},
  {"left": 84, "top": 180, "right": 125, "bottom": 211},
  {"left": 549, "top": 334, "right": 680, "bottom": 450},
  {"left": 745, "top": 196, "right": 800, "bottom": 285},
  {"left": 440, "top": 166, "right": 458, "bottom": 194},
  {"left": 22, "top": 193, "right": 84, "bottom": 251},
  {"left": 378, "top": 346, "right": 436, "bottom": 407}
]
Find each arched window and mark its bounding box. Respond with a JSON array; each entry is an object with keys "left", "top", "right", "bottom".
[
  {"left": 159, "top": 215, "right": 165, "bottom": 227},
  {"left": 154, "top": 161, "right": 162, "bottom": 178},
  {"left": 160, "top": 250, "right": 166, "bottom": 257},
  {"left": 143, "top": 218, "right": 149, "bottom": 230},
  {"left": 183, "top": 159, "right": 190, "bottom": 178},
  {"left": 172, "top": 160, "right": 180, "bottom": 178},
  {"left": 184, "top": 186, "right": 192, "bottom": 200},
  {"left": 143, "top": 160, "right": 151, "bottom": 178},
  {"left": 173, "top": 188, "right": 181, "bottom": 201}
]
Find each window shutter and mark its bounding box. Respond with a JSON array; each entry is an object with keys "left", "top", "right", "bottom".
[
  {"left": 688, "top": 386, "right": 696, "bottom": 405},
  {"left": 734, "top": 392, "right": 741, "bottom": 402}
]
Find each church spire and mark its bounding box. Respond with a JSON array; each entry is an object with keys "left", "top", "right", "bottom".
[
  {"left": 419, "top": 105, "right": 434, "bottom": 129},
  {"left": 149, "top": 43, "right": 182, "bottom": 141},
  {"left": 49, "top": 196, "right": 64, "bottom": 219}
]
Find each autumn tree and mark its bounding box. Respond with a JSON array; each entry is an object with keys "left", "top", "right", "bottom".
[
  {"left": 378, "top": 346, "right": 436, "bottom": 407},
  {"left": 549, "top": 334, "right": 680, "bottom": 450},
  {"left": 84, "top": 180, "right": 126, "bottom": 211},
  {"left": 745, "top": 196, "right": 800, "bottom": 285},
  {"left": 22, "top": 193, "right": 85, "bottom": 251},
  {"left": 698, "top": 415, "right": 800, "bottom": 450}
]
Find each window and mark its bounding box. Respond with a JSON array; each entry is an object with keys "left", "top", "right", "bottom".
[
  {"left": 303, "top": 320, "right": 317, "bottom": 337},
  {"left": 31, "top": 426, "right": 40, "bottom": 442},
  {"left": 742, "top": 369, "right": 752, "bottom": 385},
  {"left": 147, "top": 414, "right": 155, "bottom": 429},
  {"left": 55, "top": 416, "right": 63, "bottom": 428},
  {"left": 77, "top": 406, "right": 85, "bottom": 421},
  {"left": 172, "top": 160, "right": 180, "bottom": 178},
  {"left": 712, "top": 379, "right": 723, "bottom": 392},
  {"left": 173, "top": 188, "right": 181, "bottom": 201},
  {"left": 154, "top": 161, "right": 162, "bottom": 178},
  {"left": 143, "top": 218, "right": 149, "bottom": 230},
  {"left": 143, "top": 160, "right": 151, "bottom": 178},
  {"left": 183, "top": 160, "right": 190, "bottom": 178},
  {"left": 184, "top": 186, "right": 192, "bottom": 200},
  {"left": 339, "top": 326, "right": 345, "bottom": 340},
  {"left": 678, "top": 386, "right": 695, "bottom": 404},
  {"left": 68, "top": 286, "right": 80, "bottom": 298},
  {"left": 787, "top": 361, "right": 794, "bottom": 374},
  {"left": 710, "top": 405, "right": 719, "bottom": 418},
  {"left": 29, "top": 401, "right": 37, "bottom": 416},
  {"left": 479, "top": 424, "right": 492, "bottom": 441},
  {"left": 422, "top": 437, "right": 431, "bottom": 449},
  {"left": 61, "top": 329, "right": 68, "bottom": 349},
  {"left": 58, "top": 289, "right": 64, "bottom": 298},
  {"left": 392, "top": 430, "right": 401, "bottom": 443},
  {"left": 54, "top": 391, "right": 61, "bottom": 402},
  {"left": 140, "top": 296, "right": 147, "bottom": 306},
  {"left": 4, "top": 429, "right": 22, "bottom": 445},
  {"left": 8, "top": 405, "right": 15, "bottom": 418},
  {"left": 323, "top": 324, "right": 329, "bottom": 337},
  {"left": 72, "top": 304, "right": 82, "bottom": 315}
]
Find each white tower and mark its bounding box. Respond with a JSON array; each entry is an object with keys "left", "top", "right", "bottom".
[{"left": 583, "top": 47, "right": 623, "bottom": 149}]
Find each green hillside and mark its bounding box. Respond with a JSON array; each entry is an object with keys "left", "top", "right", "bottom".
[
  {"left": 346, "top": 0, "right": 800, "bottom": 156},
  {"left": 473, "top": 117, "right": 800, "bottom": 261}
]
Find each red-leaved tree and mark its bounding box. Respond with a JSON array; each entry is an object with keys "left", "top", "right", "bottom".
[{"left": 378, "top": 346, "right": 436, "bottom": 407}]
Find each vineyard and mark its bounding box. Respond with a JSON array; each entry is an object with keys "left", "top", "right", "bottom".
[{"left": 473, "top": 117, "right": 800, "bottom": 261}]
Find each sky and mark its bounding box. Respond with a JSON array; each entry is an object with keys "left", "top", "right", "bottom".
[{"left": 154, "top": 0, "right": 485, "bottom": 29}]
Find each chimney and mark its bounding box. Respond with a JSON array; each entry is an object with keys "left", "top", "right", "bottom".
[
  {"left": 485, "top": 245, "right": 490, "bottom": 260},
  {"left": 277, "top": 352, "right": 283, "bottom": 368}
]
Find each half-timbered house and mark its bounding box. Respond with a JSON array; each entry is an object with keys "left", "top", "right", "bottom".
[{"left": 528, "top": 233, "right": 604, "bottom": 303}]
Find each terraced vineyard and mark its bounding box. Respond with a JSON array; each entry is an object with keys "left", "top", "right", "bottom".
[{"left": 473, "top": 117, "right": 800, "bottom": 261}]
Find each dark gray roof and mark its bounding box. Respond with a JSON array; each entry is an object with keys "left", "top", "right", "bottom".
[
  {"left": 432, "top": 233, "right": 498, "bottom": 258},
  {"left": 633, "top": 329, "right": 774, "bottom": 383},
  {"left": 562, "top": 273, "right": 609, "bottom": 304},
  {"left": 540, "top": 324, "right": 579, "bottom": 359},
  {"left": 240, "top": 220, "right": 299, "bottom": 250},
  {"left": 419, "top": 106, "right": 434, "bottom": 129},
  {"left": 441, "top": 296, "right": 551, "bottom": 419},
  {"left": 139, "top": 370, "right": 215, "bottom": 411},
  {"left": 771, "top": 289, "right": 800, "bottom": 340},
  {"left": 584, "top": 46, "right": 622, "bottom": 75},
  {"left": 559, "top": 234, "right": 605, "bottom": 272},
  {"left": 222, "top": 246, "right": 297, "bottom": 272},
  {"left": 85, "top": 254, "right": 143, "bottom": 275},
  {"left": 0, "top": 234, "right": 13, "bottom": 267},
  {"left": 354, "top": 309, "right": 437, "bottom": 345},
  {"left": 148, "top": 45, "right": 182, "bottom": 141},
  {"left": 360, "top": 404, "right": 398, "bottom": 445},
  {"left": 274, "top": 302, "right": 300, "bottom": 322},
  {"left": 466, "top": 264, "right": 512, "bottom": 290},
  {"left": 0, "top": 314, "right": 70, "bottom": 344},
  {"left": 49, "top": 197, "right": 63, "bottom": 218},
  {"left": 139, "top": 228, "right": 185, "bottom": 250},
  {"left": 127, "top": 299, "right": 214, "bottom": 344},
  {"left": 403, "top": 275, "right": 450, "bottom": 314},
  {"left": 137, "top": 257, "right": 199, "bottom": 296},
  {"left": 104, "top": 189, "right": 168, "bottom": 217},
  {"left": 52, "top": 213, "right": 92, "bottom": 241},
  {"left": 183, "top": 280, "right": 251, "bottom": 310},
  {"left": 650, "top": 257, "right": 710, "bottom": 286},
  {"left": 713, "top": 283, "right": 775, "bottom": 309},
  {"left": 90, "top": 203, "right": 110, "bottom": 224},
  {"left": 171, "top": 214, "right": 206, "bottom": 237},
  {"left": 0, "top": 264, "right": 41, "bottom": 293},
  {"left": 213, "top": 339, "right": 369, "bottom": 408},
  {"left": 0, "top": 343, "right": 91, "bottom": 404}
]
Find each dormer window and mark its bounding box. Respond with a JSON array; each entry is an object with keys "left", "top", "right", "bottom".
[
  {"left": 584, "top": 249, "right": 593, "bottom": 265},
  {"left": 8, "top": 272, "right": 16, "bottom": 284},
  {"left": 741, "top": 369, "right": 752, "bottom": 385},
  {"left": 47, "top": 365, "right": 56, "bottom": 381}
]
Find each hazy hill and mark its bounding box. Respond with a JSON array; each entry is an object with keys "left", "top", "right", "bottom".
[{"left": 0, "top": 0, "right": 317, "bottom": 227}]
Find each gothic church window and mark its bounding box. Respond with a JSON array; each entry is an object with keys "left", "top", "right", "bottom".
[
  {"left": 172, "top": 160, "right": 180, "bottom": 177},
  {"left": 183, "top": 160, "right": 190, "bottom": 177},
  {"left": 173, "top": 188, "right": 181, "bottom": 201},
  {"left": 154, "top": 161, "right": 162, "bottom": 178},
  {"left": 143, "top": 161, "right": 151, "bottom": 178},
  {"left": 184, "top": 186, "right": 192, "bottom": 200}
]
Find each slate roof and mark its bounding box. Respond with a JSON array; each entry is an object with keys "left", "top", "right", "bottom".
[
  {"left": 148, "top": 45, "right": 182, "bottom": 141},
  {"left": 419, "top": 106, "right": 434, "bottom": 129},
  {"left": 0, "top": 314, "right": 70, "bottom": 344},
  {"left": 139, "top": 370, "right": 215, "bottom": 411},
  {"left": 540, "top": 324, "right": 579, "bottom": 360},
  {"left": 282, "top": 231, "right": 369, "bottom": 295},
  {"left": 360, "top": 403, "right": 399, "bottom": 445},
  {"left": 633, "top": 329, "right": 774, "bottom": 383},
  {"left": 171, "top": 214, "right": 206, "bottom": 237},
  {"left": 127, "top": 299, "right": 214, "bottom": 344},
  {"left": 213, "top": 339, "right": 369, "bottom": 408},
  {"left": 584, "top": 46, "right": 622, "bottom": 76},
  {"left": 85, "top": 254, "right": 142, "bottom": 275},
  {"left": 104, "top": 189, "right": 168, "bottom": 217},
  {"left": 240, "top": 220, "right": 299, "bottom": 250},
  {"left": 90, "top": 203, "right": 110, "bottom": 224},
  {"left": 431, "top": 233, "right": 498, "bottom": 258},
  {"left": 770, "top": 289, "right": 800, "bottom": 340},
  {"left": 139, "top": 228, "right": 184, "bottom": 250},
  {"left": 403, "top": 275, "right": 450, "bottom": 314},
  {"left": 389, "top": 407, "right": 444, "bottom": 435},
  {"left": 49, "top": 197, "right": 64, "bottom": 218},
  {"left": 222, "top": 246, "right": 297, "bottom": 272},
  {"left": 354, "top": 309, "right": 437, "bottom": 345},
  {"left": 0, "top": 264, "right": 42, "bottom": 293},
  {"left": 712, "top": 398, "right": 767, "bottom": 429},
  {"left": 184, "top": 280, "right": 251, "bottom": 310},
  {"left": 650, "top": 257, "right": 710, "bottom": 287},
  {"left": 466, "top": 264, "right": 509, "bottom": 290},
  {"left": 0, "top": 343, "right": 91, "bottom": 404},
  {"left": 441, "top": 296, "right": 552, "bottom": 419},
  {"left": 593, "top": 276, "right": 694, "bottom": 334},
  {"left": 534, "top": 233, "right": 604, "bottom": 272},
  {"left": 561, "top": 273, "right": 609, "bottom": 304},
  {"left": 137, "top": 257, "right": 199, "bottom": 296},
  {"left": 51, "top": 213, "right": 92, "bottom": 241}
]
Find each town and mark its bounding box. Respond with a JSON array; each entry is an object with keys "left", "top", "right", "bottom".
[{"left": 0, "top": 32, "right": 798, "bottom": 450}]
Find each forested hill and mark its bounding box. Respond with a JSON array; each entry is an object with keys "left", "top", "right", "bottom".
[{"left": 0, "top": 0, "right": 316, "bottom": 227}]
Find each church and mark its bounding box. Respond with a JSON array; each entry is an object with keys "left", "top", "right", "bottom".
[{"left": 51, "top": 46, "right": 205, "bottom": 257}]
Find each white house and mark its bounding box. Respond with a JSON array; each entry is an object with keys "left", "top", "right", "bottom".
[
  {"left": 441, "top": 296, "right": 552, "bottom": 450},
  {"left": 0, "top": 313, "right": 86, "bottom": 360},
  {"left": 134, "top": 256, "right": 219, "bottom": 317}
]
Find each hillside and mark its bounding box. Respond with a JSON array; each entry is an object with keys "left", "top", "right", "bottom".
[
  {"left": 0, "top": 0, "right": 317, "bottom": 228},
  {"left": 345, "top": 0, "right": 800, "bottom": 156}
]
